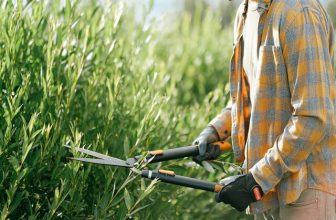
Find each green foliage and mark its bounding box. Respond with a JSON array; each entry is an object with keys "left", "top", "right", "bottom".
[
  {"left": 327, "top": 1, "right": 336, "bottom": 29},
  {"left": 0, "top": 1, "right": 249, "bottom": 219}
]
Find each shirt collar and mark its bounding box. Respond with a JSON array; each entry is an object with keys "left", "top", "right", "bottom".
[{"left": 248, "top": 0, "right": 271, "bottom": 11}]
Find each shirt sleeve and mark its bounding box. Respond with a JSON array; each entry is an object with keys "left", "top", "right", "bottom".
[
  {"left": 250, "top": 7, "right": 335, "bottom": 193},
  {"left": 209, "top": 107, "right": 232, "bottom": 141}
]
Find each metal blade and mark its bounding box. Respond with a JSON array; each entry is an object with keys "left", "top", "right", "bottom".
[
  {"left": 65, "top": 145, "right": 133, "bottom": 166},
  {"left": 69, "top": 157, "right": 133, "bottom": 168}
]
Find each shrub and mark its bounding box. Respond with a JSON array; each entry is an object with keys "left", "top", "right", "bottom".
[{"left": 0, "top": 1, "right": 249, "bottom": 219}]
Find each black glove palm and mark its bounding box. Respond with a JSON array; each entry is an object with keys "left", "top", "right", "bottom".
[{"left": 215, "top": 173, "right": 263, "bottom": 212}]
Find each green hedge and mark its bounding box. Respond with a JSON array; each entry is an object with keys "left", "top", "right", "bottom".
[{"left": 0, "top": 1, "right": 250, "bottom": 219}]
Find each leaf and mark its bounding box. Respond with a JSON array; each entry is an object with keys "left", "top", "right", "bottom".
[
  {"left": 100, "top": 193, "right": 110, "bottom": 209},
  {"left": 8, "top": 192, "right": 23, "bottom": 213},
  {"left": 21, "top": 142, "right": 34, "bottom": 164},
  {"left": 8, "top": 156, "right": 20, "bottom": 173},
  {"left": 64, "top": 0, "right": 71, "bottom": 19},
  {"left": 127, "top": 204, "right": 151, "bottom": 217},
  {"left": 148, "top": 0, "right": 155, "bottom": 11},
  {"left": 31, "top": 128, "right": 42, "bottom": 139},
  {"left": 17, "top": 168, "right": 27, "bottom": 182},
  {"left": 118, "top": 175, "right": 137, "bottom": 192},
  {"left": 111, "top": 182, "right": 116, "bottom": 198},
  {"left": 0, "top": 129, "right": 4, "bottom": 146},
  {"left": 113, "top": 3, "right": 123, "bottom": 29},
  {"left": 111, "top": 194, "right": 124, "bottom": 207},
  {"left": 28, "top": 112, "right": 39, "bottom": 134},
  {"left": 124, "top": 188, "right": 133, "bottom": 211},
  {"left": 123, "top": 136, "right": 129, "bottom": 156},
  {"left": 140, "top": 178, "right": 145, "bottom": 191},
  {"left": 137, "top": 179, "right": 158, "bottom": 203},
  {"left": 54, "top": 187, "right": 60, "bottom": 201},
  {"left": 208, "top": 161, "right": 224, "bottom": 172}
]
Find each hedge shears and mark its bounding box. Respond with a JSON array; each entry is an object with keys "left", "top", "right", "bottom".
[
  {"left": 67, "top": 141, "right": 231, "bottom": 193},
  {"left": 67, "top": 141, "right": 262, "bottom": 199}
]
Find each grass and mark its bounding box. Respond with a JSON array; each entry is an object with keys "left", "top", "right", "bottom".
[{"left": 0, "top": 0, "right": 251, "bottom": 219}]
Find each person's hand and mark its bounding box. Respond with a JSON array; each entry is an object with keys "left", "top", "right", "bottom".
[
  {"left": 215, "top": 173, "right": 263, "bottom": 212},
  {"left": 192, "top": 142, "right": 222, "bottom": 165},
  {"left": 192, "top": 126, "right": 220, "bottom": 164}
]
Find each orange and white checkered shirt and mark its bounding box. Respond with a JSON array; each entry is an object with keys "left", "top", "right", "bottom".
[{"left": 210, "top": 0, "right": 336, "bottom": 213}]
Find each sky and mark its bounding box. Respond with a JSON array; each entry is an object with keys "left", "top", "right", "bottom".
[{"left": 130, "top": 0, "right": 331, "bottom": 20}]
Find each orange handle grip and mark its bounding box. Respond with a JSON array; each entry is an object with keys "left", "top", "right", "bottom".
[
  {"left": 148, "top": 150, "right": 164, "bottom": 156},
  {"left": 214, "top": 184, "right": 224, "bottom": 193},
  {"left": 158, "top": 169, "right": 175, "bottom": 176},
  {"left": 210, "top": 141, "right": 232, "bottom": 152}
]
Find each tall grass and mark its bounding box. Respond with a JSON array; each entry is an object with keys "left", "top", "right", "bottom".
[{"left": 0, "top": 1, "right": 249, "bottom": 219}]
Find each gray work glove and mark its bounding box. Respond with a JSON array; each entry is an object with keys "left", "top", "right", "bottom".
[{"left": 192, "top": 126, "right": 220, "bottom": 170}]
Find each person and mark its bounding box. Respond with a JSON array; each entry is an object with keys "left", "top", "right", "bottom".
[{"left": 192, "top": 0, "right": 336, "bottom": 219}]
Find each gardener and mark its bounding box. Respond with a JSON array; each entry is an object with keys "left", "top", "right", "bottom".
[{"left": 193, "top": 0, "right": 336, "bottom": 219}]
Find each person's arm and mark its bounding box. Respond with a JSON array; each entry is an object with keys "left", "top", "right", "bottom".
[{"left": 250, "top": 7, "right": 335, "bottom": 193}]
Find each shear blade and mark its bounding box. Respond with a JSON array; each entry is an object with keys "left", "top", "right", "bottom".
[
  {"left": 65, "top": 145, "right": 112, "bottom": 160},
  {"left": 69, "top": 157, "right": 133, "bottom": 168},
  {"left": 66, "top": 145, "right": 134, "bottom": 166}
]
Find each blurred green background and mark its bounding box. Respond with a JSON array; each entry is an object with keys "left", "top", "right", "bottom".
[{"left": 0, "top": 0, "right": 334, "bottom": 219}]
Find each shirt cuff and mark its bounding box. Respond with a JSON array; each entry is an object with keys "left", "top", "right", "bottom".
[{"left": 249, "top": 146, "right": 286, "bottom": 194}]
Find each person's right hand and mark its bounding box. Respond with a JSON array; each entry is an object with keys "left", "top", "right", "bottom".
[
  {"left": 192, "top": 126, "right": 220, "bottom": 164},
  {"left": 215, "top": 173, "right": 263, "bottom": 212}
]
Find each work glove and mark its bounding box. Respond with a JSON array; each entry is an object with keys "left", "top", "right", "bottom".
[
  {"left": 215, "top": 173, "right": 263, "bottom": 212},
  {"left": 192, "top": 108, "right": 231, "bottom": 163},
  {"left": 192, "top": 126, "right": 220, "bottom": 164},
  {"left": 192, "top": 141, "right": 222, "bottom": 164}
]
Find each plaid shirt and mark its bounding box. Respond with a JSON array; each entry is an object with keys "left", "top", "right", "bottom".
[{"left": 210, "top": 0, "right": 336, "bottom": 213}]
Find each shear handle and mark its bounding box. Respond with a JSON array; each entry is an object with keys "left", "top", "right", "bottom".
[
  {"left": 141, "top": 169, "right": 224, "bottom": 193},
  {"left": 136, "top": 141, "right": 231, "bottom": 163}
]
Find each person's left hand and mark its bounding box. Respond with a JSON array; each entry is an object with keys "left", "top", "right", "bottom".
[
  {"left": 215, "top": 173, "right": 263, "bottom": 212},
  {"left": 192, "top": 142, "right": 222, "bottom": 164}
]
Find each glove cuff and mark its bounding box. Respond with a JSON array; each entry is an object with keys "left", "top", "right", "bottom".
[
  {"left": 199, "top": 126, "right": 220, "bottom": 141},
  {"left": 246, "top": 173, "right": 263, "bottom": 201}
]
